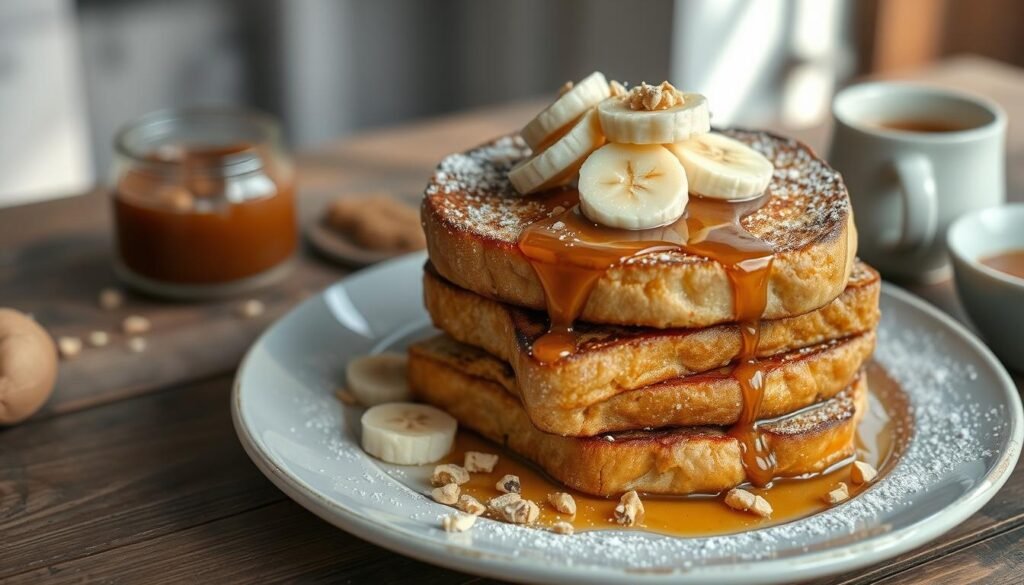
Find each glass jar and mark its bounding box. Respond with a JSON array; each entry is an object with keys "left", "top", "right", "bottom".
[{"left": 112, "top": 108, "right": 298, "bottom": 299}]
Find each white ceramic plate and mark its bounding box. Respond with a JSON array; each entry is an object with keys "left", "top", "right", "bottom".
[{"left": 232, "top": 251, "right": 1022, "bottom": 585}]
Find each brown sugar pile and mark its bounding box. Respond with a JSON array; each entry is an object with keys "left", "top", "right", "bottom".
[{"left": 324, "top": 194, "right": 426, "bottom": 252}]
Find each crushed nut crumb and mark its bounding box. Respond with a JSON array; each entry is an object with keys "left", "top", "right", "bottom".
[
  {"left": 238, "top": 299, "right": 265, "bottom": 319},
  {"left": 431, "top": 483, "right": 460, "bottom": 505},
  {"left": 724, "top": 488, "right": 773, "bottom": 518},
  {"left": 609, "top": 80, "right": 627, "bottom": 97},
  {"left": 432, "top": 464, "right": 470, "bottom": 486},
  {"left": 850, "top": 461, "right": 877, "bottom": 485},
  {"left": 824, "top": 482, "right": 850, "bottom": 505},
  {"left": 455, "top": 494, "right": 486, "bottom": 516},
  {"left": 441, "top": 513, "right": 476, "bottom": 533},
  {"left": 550, "top": 521, "right": 575, "bottom": 535},
  {"left": 495, "top": 474, "right": 521, "bottom": 494},
  {"left": 627, "top": 81, "right": 685, "bottom": 111},
  {"left": 463, "top": 451, "right": 498, "bottom": 473},
  {"left": 547, "top": 492, "right": 576, "bottom": 516},
  {"left": 557, "top": 80, "right": 574, "bottom": 97},
  {"left": 614, "top": 490, "right": 645, "bottom": 526},
  {"left": 488, "top": 492, "right": 522, "bottom": 513},
  {"left": 127, "top": 337, "right": 147, "bottom": 353},
  {"left": 57, "top": 336, "right": 83, "bottom": 359},
  {"left": 99, "top": 288, "right": 124, "bottom": 310},
  {"left": 87, "top": 330, "right": 110, "bottom": 348},
  {"left": 501, "top": 498, "right": 540, "bottom": 524},
  {"left": 121, "top": 315, "right": 151, "bottom": 335}
]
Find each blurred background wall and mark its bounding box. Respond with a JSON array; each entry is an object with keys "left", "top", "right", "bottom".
[{"left": 1, "top": 0, "right": 1022, "bottom": 206}]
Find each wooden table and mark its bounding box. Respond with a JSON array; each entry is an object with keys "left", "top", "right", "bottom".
[{"left": 2, "top": 56, "right": 1022, "bottom": 584}]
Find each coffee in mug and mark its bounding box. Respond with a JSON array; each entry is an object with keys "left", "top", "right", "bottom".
[{"left": 828, "top": 83, "right": 1006, "bottom": 282}]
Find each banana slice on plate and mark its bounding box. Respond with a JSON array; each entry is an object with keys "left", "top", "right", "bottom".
[
  {"left": 346, "top": 353, "right": 411, "bottom": 406},
  {"left": 521, "top": 71, "right": 610, "bottom": 150},
  {"left": 509, "top": 108, "right": 605, "bottom": 195},
  {"left": 361, "top": 403, "right": 457, "bottom": 465},
  {"left": 578, "top": 143, "right": 689, "bottom": 230},
  {"left": 598, "top": 91, "right": 710, "bottom": 144},
  {"left": 668, "top": 132, "right": 774, "bottom": 200}
]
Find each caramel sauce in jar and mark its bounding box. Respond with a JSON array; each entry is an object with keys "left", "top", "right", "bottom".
[
  {"left": 517, "top": 190, "right": 781, "bottom": 485},
  {"left": 444, "top": 361, "right": 911, "bottom": 536},
  {"left": 112, "top": 109, "right": 297, "bottom": 298}
]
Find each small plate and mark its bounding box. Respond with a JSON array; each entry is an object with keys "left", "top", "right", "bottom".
[{"left": 232, "top": 251, "right": 1022, "bottom": 585}]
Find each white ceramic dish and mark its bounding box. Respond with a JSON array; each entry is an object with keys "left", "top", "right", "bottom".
[
  {"left": 948, "top": 203, "right": 1024, "bottom": 371},
  {"left": 232, "top": 252, "right": 1022, "bottom": 585}
]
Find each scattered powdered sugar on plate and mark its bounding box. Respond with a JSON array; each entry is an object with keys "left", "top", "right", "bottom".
[{"left": 268, "top": 299, "right": 1013, "bottom": 575}]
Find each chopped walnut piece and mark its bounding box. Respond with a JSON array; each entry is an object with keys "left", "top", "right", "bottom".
[
  {"left": 431, "top": 483, "right": 460, "bottom": 505},
  {"left": 57, "top": 336, "right": 83, "bottom": 359},
  {"left": 98, "top": 288, "right": 124, "bottom": 310},
  {"left": 501, "top": 499, "right": 540, "bottom": 524},
  {"left": 824, "top": 482, "right": 850, "bottom": 505},
  {"left": 609, "top": 80, "right": 627, "bottom": 97},
  {"left": 238, "top": 299, "right": 265, "bottom": 319},
  {"left": 334, "top": 388, "right": 357, "bottom": 405},
  {"left": 850, "top": 461, "right": 877, "bottom": 485},
  {"left": 613, "top": 490, "right": 645, "bottom": 526},
  {"left": 627, "top": 81, "right": 685, "bottom": 111},
  {"left": 547, "top": 492, "right": 576, "bottom": 516},
  {"left": 495, "top": 474, "right": 521, "bottom": 494},
  {"left": 431, "top": 464, "right": 470, "bottom": 486},
  {"left": 87, "top": 330, "right": 110, "bottom": 348},
  {"left": 441, "top": 513, "right": 476, "bottom": 533},
  {"left": 121, "top": 315, "right": 151, "bottom": 335},
  {"left": 724, "top": 488, "right": 773, "bottom": 518},
  {"left": 456, "top": 494, "right": 486, "bottom": 516},
  {"left": 557, "top": 80, "right": 574, "bottom": 97},
  {"left": 551, "top": 521, "right": 575, "bottom": 535},
  {"left": 488, "top": 492, "right": 522, "bottom": 514},
  {"left": 463, "top": 451, "right": 498, "bottom": 473}
]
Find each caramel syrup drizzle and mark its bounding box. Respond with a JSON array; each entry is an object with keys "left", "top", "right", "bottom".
[{"left": 518, "top": 189, "right": 779, "bottom": 486}]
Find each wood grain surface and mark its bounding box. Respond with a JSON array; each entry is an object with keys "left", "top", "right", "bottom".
[{"left": 1, "top": 56, "right": 1022, "bottom": 584}]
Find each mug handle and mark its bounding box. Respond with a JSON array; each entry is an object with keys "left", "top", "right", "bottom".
[{"left": 892, "top": 154, "right": 938, "bottom": 252}]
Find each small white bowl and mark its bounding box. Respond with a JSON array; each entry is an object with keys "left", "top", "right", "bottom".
[{"left": 948, "top": 203, "right": 1024, "bottom": 372}]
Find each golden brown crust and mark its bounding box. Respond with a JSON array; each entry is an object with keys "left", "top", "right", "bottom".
[
  {"left": 422, "top": 130, "right": 857, "bottom": 328},
  {"left": 408, "top": 336, "right": 865, "bottom": 497},
  {"left": 410, "top": 331, "right": 874, "bottom": 437},
  {"left": 425, "top": 260, "right": 879, "bottom": 403}
]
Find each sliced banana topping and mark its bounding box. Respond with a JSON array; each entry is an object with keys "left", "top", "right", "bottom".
[
  {"left": 509, "top": 108, "right": 605, "bottom": 195},
  {"left": 345, "top": 353, "right": 411, "bottom": 406},
  {"left": 578, "top": 143, "right": 689, "bottom": 230},
  {"left": 667, "top": 132, "right": 774, "bottom": 201},
  {"left": 360, "top": 403, "right": 457, "bottom": 465},
  {"left": 598, "top": 89, "right": 710, "bottom": 144},
  {"left": 521, "top": 71, "right": 610, "bottom": 150}
]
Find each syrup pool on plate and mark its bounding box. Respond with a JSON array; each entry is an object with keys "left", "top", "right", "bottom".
[{"left": 442, "top": 361, "right": 911, "bottom": 537}]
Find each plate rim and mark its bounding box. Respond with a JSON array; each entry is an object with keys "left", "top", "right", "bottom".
[{"left": 231, "top": 253, "right": 1023, "bottom": 584}]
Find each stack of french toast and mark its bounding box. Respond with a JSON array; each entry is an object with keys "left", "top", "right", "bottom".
[{"left": 407, "top": 74, "right": 880, "bottom": 500}]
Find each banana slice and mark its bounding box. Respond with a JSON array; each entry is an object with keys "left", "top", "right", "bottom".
[
  {"left": 521, "top": 72, "right": 610, "bottom": 150},
  {"left": 346, "top": 353, "right": 411, "bottom": 406},
  {"left": 578, "top": 143, "right": 689, "bottom": 230},
  {"left": 361, "top": 403, "right": 457, "bottom": 465},
  {"left": 597, "top": 92, "right": 710, "bottom": 144},
  {"left": 667, "top": 133, "right": 774, "bottom": 200},
  {"left": 509, "top": 108, "right": 605, "bottom": 195}
]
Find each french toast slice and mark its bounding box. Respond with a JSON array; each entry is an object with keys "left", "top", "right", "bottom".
[
  {"left": 422, "top": 129, "right": 857, "bottom": 328},
  {"left": 408, "top": 335, "right": 866, "bottom": 497},
  {"left": 410, "top": 332, "right": 873, "bottom": 436},
  {"left": 425, "top": 260, "right": 879, "bottom": 414}
]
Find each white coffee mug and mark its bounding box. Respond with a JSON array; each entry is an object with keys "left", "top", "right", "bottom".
[{"left": 828, "top": 82, "right": 1006, "bottom": 282}]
